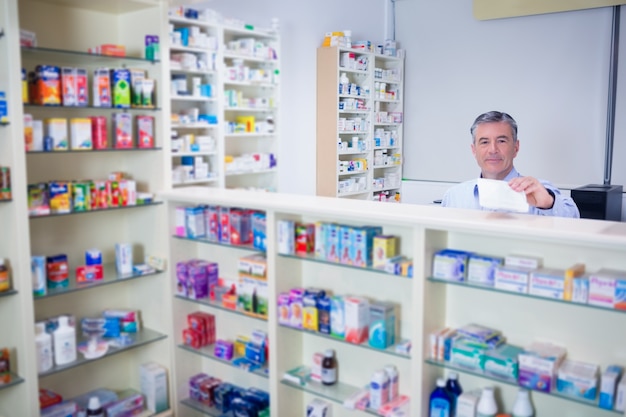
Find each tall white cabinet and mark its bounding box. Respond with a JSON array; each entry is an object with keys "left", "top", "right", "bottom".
[
  {"left": 162, "top": 187, "right": 626, "bottom": 417},
  {"left": 1, "top": 0, "right": 173, "bottom": 415},
  {"left": 317, "top": 46, "right": 404, "bottom": 202},
  {"left": 167, "top": 12, "right": 280, "bottom": 192}
]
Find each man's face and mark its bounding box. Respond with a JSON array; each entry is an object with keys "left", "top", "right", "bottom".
[{"left": 471, "top": 121, "right": 519, "bottom": 180}]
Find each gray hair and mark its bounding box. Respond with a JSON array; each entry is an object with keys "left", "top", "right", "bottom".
[{"left": 470, "top": 111, "right": 518, "bottom": 142}]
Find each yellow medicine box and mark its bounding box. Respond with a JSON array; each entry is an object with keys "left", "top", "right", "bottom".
[{"left": 373, "top": 235, "right": 398, "bottom": 268}]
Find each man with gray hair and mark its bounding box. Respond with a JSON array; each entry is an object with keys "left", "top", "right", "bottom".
[{"left": 441, "top": 111, "right": 579, "bottom": 218}]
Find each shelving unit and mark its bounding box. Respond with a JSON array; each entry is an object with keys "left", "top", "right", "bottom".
[
  {"left": 167, "top": 13, "right": 280, "bottom": 192},
  {"left": 166, "top": 208, "right": 270, "bottom": 416},
  {"left": 317, "top": 46, "right": 404, "bottom": 202},
  {"left": 0, "top": 0, "right": 173, "bottom": 415},
  {"left": 162, "top": 187, "right": 626, "bottom": 417}
]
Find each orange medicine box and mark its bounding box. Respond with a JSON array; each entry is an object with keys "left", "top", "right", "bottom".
[
  {"left": 373, "top": 235, "right": 398, "bottom": 268},
  {"left": 35, "top": 65, "right": 61, "bottom": 105}
]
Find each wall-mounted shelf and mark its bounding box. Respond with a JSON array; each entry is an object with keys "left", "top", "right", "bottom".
[
  {"left": 180, "top": 398, "right": 222, "bottom": 416},
  {"left": 178, "top": 344, "right": 269, "bottom": 379},
  {"left": 0, "top": 374, "right": 25, "bottom": 391},
  {"left": 175, "top": 294, "right": 267, "bottom": 322},
  {"left": 21, "top": 46, "right": 159, "bottom": 65},
  {"left": 29, "top": 201, "right": 162, "bottom": 219},
  {"left": 26, "top": 148, "right": 162, "bottom": 155},
  {"left": 172, "top": 235, "right": 263, "bottom": 253},
  {"left": 0, "top": 289, "right": 17, "bottom": 298}
]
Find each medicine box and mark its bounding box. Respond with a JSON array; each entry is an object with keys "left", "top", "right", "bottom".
[
  {"left": 352, "top": 226, "right": 382, "bottom": 267},
  {"left": 588, "top": 268, "right": 626, "bottom": 310},
  {"left": 277, "top": 292, "right": 290, "bottom": 326},
  {"left": 140, "top": 362, "right": 169, "bottom": 413},
  {"left": 289, "top": 288, "right": 304, "bottom": 328},
  {"left": 483, "top": 344, "right": 523, "bottom": 381},
  {"left": 330, "top": 295, "right": 345, "bottom": 338},
  {"left": 529, "top": 268, "right": 566, "bottom": 300},
  {"left": 317, "top": 296, "right": 331, "bottom": 334},
  {"left": 113, "top": 112, "right": 133, "bottom": 148},
  {"left": 307, "top": 398, "right": 333, "bottom": 417},
  {"left": 239, "top": 275, "right": 268, "bottom": 317},
  {"left": 368, "top": 301, "right": 396, "bottom": 349},
  {"left": 432, "top": 249, "right": 472, "bottom": 281},
  {"left": 238, "top": 253, "right": 267, "bottom": 278},
  {"left": 302, "top": 289, "right": 324, "bottom": 331},
  {"left": 314, "top": 222, "right": 327, "bottom": 259},
  {"left": 556, "top": 359, "right": 599, "bottom": 400},
  {"left": 616, "top": 374, "right": 626, "bottom": 412},
  {"left": 277, "top": 220, "right": 295, "bottom": 255},
  {"left": 93, "top": 68, "right": 111, "bottom": 107},
  {"left": 111, "top": 68, "right": 131, "bottom": 108},
  {"left": 219, "top": 206, "right": 231, "bottom": 243},
  {"left": 295, "top": 223, "right": 315, "bottom": 254},
  {"left": 373, "top": 235, "right": 398, "bottom": 268},
  {"left": 455, "top": 389, "right": 481, "bottom": 417},
  {"left": 185, "top": 206, "right": 206, "bottom": 238},
  {"left": 339, "top": 225, "right": 353, "bottom": 265},
  {"left": 45, "top": 118, "right": 69, "bottom": 151},
  {"left": 48, "top": 181, "right": 71, "bottom": 213},
  {"left": 70, "top": 118, "right": 92, "bottom": 150},
  {"left": 230, "top": 208, "right": 252, "bottom": 245},
  {"left": 467, "top": 254, "right": 504, "bottom": 286},
  {"left": 518, "top": 342, "right": 566, "bottom": 393},
  {"left": 252, "top": 211, "right": 267, "bottom": 251},
  {"left": 494, "top": 266, "right": 531, "bottom": 293},
  {"left": 137, "top": 115, "right": 154, "bottom": 148},
  {"left": 599, "top": 365, "right": 623, "bottom": 409},
  {"left": 450, "top": 338, "right": 487, "bottom": 371},
  {"left": 326, "top": 223, "right": 340, "bottom": 262},
  {"left": 344, "top": 296, "right": 369, "bottom": 344},
  {"left": 505, "top": 254, "right": 542, "bottom": 269},
  {"left": 115, "top": 243, "right": 133, "bottom": 275}
]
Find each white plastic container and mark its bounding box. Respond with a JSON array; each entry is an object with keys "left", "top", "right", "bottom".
[
  {"left": 512, "top": 388, "right": 534, "bottom": 417},
  {"left": 384, "top": 364, "right": 399, "bottom": 403},
  {"left": 370, "top": 369, "right": 390, "bottom": 409},
  {"left": 35, "top": 322, "right": 53, "bottom": 373},
  {"left": 53, "top": 315, "right": 76, "bottom": 365},
  {"left": 476, "top": 386, "right": 497, "bottom": 417}
]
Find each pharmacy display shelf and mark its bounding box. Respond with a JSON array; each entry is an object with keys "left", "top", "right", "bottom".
[
  {"left": 223, "top": 133, "right": 276, "bottom": 138},
  {"left": 26, "top": 148, "right": 162, "bottom": 154},
  {"left": 38, "top": 328, "right": 167, "bottom": 378},
  {"left": 172, "top": 235, "right": 264, "bottom": 253},
  {"left": 372, "top": 165, "right": 401, "bottom": 169},
  {"left": 0, "top": 289, "right": 17, "bottom": 297},
  {"left": 373, "top": 146, "right": 401, "bottom": 151},
  {"left": 0, "top": 374, "right": 24, "bottom": 391},
  {"left": 173, "top": 151, "right": 218, "bottom": 157},
  {"left": 180, "top": 398, "right": 222, "bottom": 416},
  {"left": 34, "top": 264, "right": 163, "bottom": 300},
  {"left": 338, "top": 170, "right": 368, "bottom": 177},
  {"left": 339, "top": 150, "right": 369, "bottom": 156},
  {"left": 281, "top": 378, "right": 378, "bottom": 416},
  {"left": 338, "top": 189, "right": 369, "bottom": 197},
  {"left": 222, "top": 52, "right": 277, "bottom": 64},
  {"left": 223, "top": 107, "right": 276, "bottom": 112},
  {"left": 339, "top": 94, "right": 370, "bottom": 99},
  {"left": 171, "top": 123, "right": 219, "bottom": 129},
  {"left": 278, "top": 324, "right": 410, "bottom": 360},
  {"left": 23, "top": 103, "right": 161, "bottom": 111},
  {"left": 172, "top": 177, "right": 219, "bottom": 186},
  {"left": 338, "top": 131, "right": 369, "bottom": 135},
  {"left": 424, "top": 359, "right": 622, "bottom": 415},
  {"left": 175, "top": 294, "right": 267, "bottom": 322},
  {"left": 339, "top": 110, "right": 370, "bottom": 115},
  {"left": 225, "top": 168, "right": 277, "bottom": 177},
  {"left": 171, "top": 96, "right": 217, "bottom": 103},
  {"left": 374, "top": 99, "right": 402, "bottom": 104},
  {"left": 427, "top": 277, "right": 626, "bottom": 316},
  {"left": 168, "top": 16, "right": 214, "bottom": 29},
  {"left": 178, "top": 344, "right": 269, "bottom": 379},
  {"left": 169, "top": 45, "right": 211, "bottom": 54},
  {"left": 223, "top": 81, "right": 276, "bottom": 89},
  {"left": 170, "top": 68, "right": 216, "bottom": 76},
  {"left": 222, "top": 25, "right": 277, "bottom": 39},
  {"left": 373, "top": 123, "right": 402, "bottom": 127},
  {"left": 338, "top": 68, "right": 369, "bottom": 76},
  {"left": 20, "top": 46, "right": 160, "bottom": 65},
  {"left": 28, "top": 201, "right": 162, "bottom": 219},
  {"left": 278, "top": 252, "right": 409, "bottom": 280}
]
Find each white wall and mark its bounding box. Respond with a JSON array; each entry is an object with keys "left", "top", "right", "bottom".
[{"left": 203, "top": 0, "right": 387, "bottom": 195}]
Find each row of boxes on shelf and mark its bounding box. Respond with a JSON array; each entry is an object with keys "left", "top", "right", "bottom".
[
  {"left": 373, "top": 190, "right": 401, "bottom": 203},
  {"left": 225, "top": 90, "right": 275, "bottom": 109},
  {"left": 176, "top": 205, "right": 267, "bottom": 250},
  {"left": 177, "top": 254, "right": 268, "bottom": 318},
  {"left": 373, "top": 82, "right": 400, "bottom": 101},
  {"left": 430, "top": 323, "right": 626, "bottom": 412},
  {"left": 171, "top": 74, "right": 213, "bottom": 97},
  {"left": 173, "top": 155, "right": 214, "bottom": 183},
  {"left": 374, "top": 67, "right": 402, "bottom": 82},
  {"left": 339, "top": 176, "right": 368, "bottom": 194},
  {"left": 171, "top": 132, "right": 216, "bottom": 154},
  {"left": 225, "top": 115, "right": 275, "bottom": 134},
  {"left": 339, "top": 158, "right": 367, "bottom": 174},
  {"left": 278, "top": 220, "right": 412, "bottom": 275},
  {"left": 374, "top": 111, "right": 402, "bottom": 124},
  {"left": 339, "top": 51, "right": 369, "bottom": 71},
  {"left": 338, "top": 116, "right": 369, "bottom": 132},
  {"left": 24, "top": 114, "right": 155, "bottom": 151},
  {"left": 338, "top": 137, "right": 369, "bottom": 152},
  {"left": 373, "top": 172, "right": 401, "bottom": 191},
  {"left": 278, "top": 287, "right": 408, "bottom": 352},
  {"left": 225, "top": 152, "right": 277, "bottom": 173},
  {"left": 182, "top": 311, "right": 216, "bottom": 348},
  {"left": 32, "top": 245, "right": 162, "bottom": 296},
  {"left": 0, "top": 166, "right": 10, "bottom": 200},
  {"left": 170, "top": 50, "right": 217, "bottom": 72},
  {"left": 338, "top": 78, "right": 371, "bottom": 98},
  {"left": 28, "top": 174, "right": 154, "bottom": 216},
  {"left": 24, "top": 66, "right": 156, "bottom": 108},
  {"left": 339, "top": 97, "right": 368, "bottom": 111},
  {"left": 374, "top": 128, "right": 400, "bottom": 148},
  {"left": 189, "top": 374, "right": 270, "bottom": 416},
  {"left": 226, "top": 38, "right": 278, "bottom": 60},
  {"left": 224, "top": 62, "right": 279, "bottom": 85},
  {"left": 39, "top": 362, "right": 167, "bottom": 417},
  {"left": 170, "top": 24, "right": 218, "bottom": 50},
  {"left": 433, "top": 250, "right": 626, "bottom": 310},
  {"left": 171, "top": 108, "right": 218, "bottom": 126},
  {"left": 373, "top": 149, "right": 401, "bottom": 166}
]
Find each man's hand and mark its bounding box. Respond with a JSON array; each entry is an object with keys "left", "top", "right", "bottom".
[{"left": 508, "top": 176, "right": 554, "bottom": 209}]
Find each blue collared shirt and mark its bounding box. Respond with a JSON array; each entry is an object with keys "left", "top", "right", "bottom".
[{"left": 441, "top": 168, "right": 580, "bottom": 218}]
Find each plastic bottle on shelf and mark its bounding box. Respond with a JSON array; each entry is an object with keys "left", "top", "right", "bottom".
[
  {"left": 339, "top": 73, "right": 349, "bottom": 95},
  {"left": 53, "top": 315, "right": 77, "bottom": 365},
  {"left": 86, "top": 396, "right": 104, "bottom": 417},
  {"left": 512, "top": 388, "right": 534, "bottom": 417},
  {"left": 321, "top": 349, "right": 337, "bottom": 385},
  {"left": 477, "top": 386, "right": 498, "bottom": 417},
  {"left": 446, "top": 372, "right": 463, "bottom": 412},
  {"left": 35, "top": 322, "right": 53, "bottom": 373},
  {"left": 429, "top": 377, "right": 453, "bottom": 417}
]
